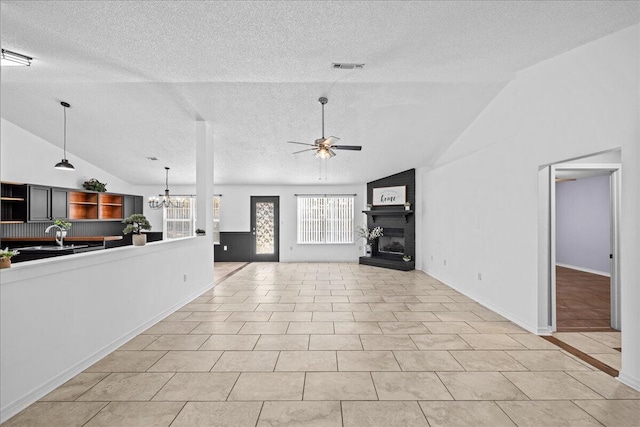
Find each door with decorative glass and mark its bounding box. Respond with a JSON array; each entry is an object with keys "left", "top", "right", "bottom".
[{"left": 250, "top": 196, "right": 279, "bottom": 262}]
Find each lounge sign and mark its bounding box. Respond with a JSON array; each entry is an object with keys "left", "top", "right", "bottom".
[{"left": 372, "top": 185, "right": 406, "bottom": 206}]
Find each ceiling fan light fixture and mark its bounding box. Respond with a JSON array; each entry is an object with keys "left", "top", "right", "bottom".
[
  {"left": 317, "top": 148, "right": 331, "bottom": 159},
  {"left": 287, "top": 96, "right": 362, "bottom": 159}
]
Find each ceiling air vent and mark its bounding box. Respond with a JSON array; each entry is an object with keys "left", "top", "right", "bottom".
[{"left": 332, "top": 63, "right": 365, "bottom": 70}]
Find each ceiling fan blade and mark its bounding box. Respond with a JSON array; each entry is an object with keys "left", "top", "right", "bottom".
[
  {"left": 292, "top": 148, "right": 318, "bottom": 154},
  {"left": 287, "top": 141, "right": 316, "bottom": 146},
  {"left": 329, "top": 149, "right": 337, "bottom": 158},
  {"left": 332, "top": 145, "right": 362, "bottom": 151},
  {"left": 325, "top": 136, "right": 341, "bottom": 145}
]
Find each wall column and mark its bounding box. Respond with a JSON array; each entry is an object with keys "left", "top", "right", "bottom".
[{"left": 196, "top": 121, "right": 214, "bottom": 247}]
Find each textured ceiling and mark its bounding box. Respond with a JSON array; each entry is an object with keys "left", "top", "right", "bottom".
[{"left": 1, "top": 1, "right": 637, "bottom": 185}]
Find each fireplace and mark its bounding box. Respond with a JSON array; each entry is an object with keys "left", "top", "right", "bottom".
[{"left": 378, "top": 229, "right": 405, "bottom": 255}]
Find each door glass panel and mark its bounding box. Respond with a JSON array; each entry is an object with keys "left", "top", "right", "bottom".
[{"left": 255, "top": 202, "right": 275, "bottom": 254}]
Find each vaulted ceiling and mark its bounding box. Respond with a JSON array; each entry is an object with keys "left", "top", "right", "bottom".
[{"left": 1, "top": 1, "right": 637, "bottom": 185}]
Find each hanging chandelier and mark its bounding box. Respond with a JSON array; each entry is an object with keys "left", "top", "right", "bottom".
[{"left": 148, "top": 166, "right": 185, "bottom": 209}]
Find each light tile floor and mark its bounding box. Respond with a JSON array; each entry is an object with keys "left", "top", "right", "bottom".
[
  {"left": 4, "top": 263, "right": 640, "bottom": 426},
  {"left": 553, "top": 331, "right": 622, "bottom": 371}
]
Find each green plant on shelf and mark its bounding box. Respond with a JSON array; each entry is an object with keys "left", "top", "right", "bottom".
[
  {"left": 82, "top": 178, "right": 107, "bottom": 192},
  {"left": 122, "top": 214, "right": 151, "bottom": 235}
]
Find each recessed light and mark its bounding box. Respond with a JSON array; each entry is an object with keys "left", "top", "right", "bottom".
[
  {"left": 146, "top": 156, "right": 158, "bottom": 161},
  {"left": 1, "top": 48, "right": 32, "bottom": 67},
  {"left": 332, "top": 63, "right": 365, "bottom": 70}
]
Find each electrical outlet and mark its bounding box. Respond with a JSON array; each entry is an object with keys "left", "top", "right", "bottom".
[
  {"left": 223, "top": 245, "right": 228, "bottom": 251},
  {"left": 430, "top": 255, "right": 434, "bottom": 260},
  {"left": 443, "top": 259, "right": 447, "bottom": 266},
  {"left": 183, "top": 274, "right": 188, "bottom": 282},
  {"left": 478, "top": 273, "right": 482, "bottom": 281},
  {"left": 290, "top": 246, "right": 293, "bottom": 251}
]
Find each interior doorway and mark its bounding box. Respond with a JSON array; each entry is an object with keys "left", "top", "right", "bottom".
[
  {"left": 555, "top": 171, "right": 615, "bottom": 332},
  {"left": 544, "top": 163, "right": 621, "bottom": 332},
  {"left": 250, "top": 196, "right": 280, "bottom": 262}
]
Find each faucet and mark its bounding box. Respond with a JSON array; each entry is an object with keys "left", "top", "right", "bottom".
[{"left": 45, "top": 224, "right": 64, "bottom": 247}]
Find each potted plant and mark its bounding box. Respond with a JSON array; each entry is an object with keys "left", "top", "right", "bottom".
[
  {"left": 357, "top": 225, "right": 384, "bottom": 257},
  {"left": 195, "top": 228, "right": 206, "bottom": 236},
  {"left": 122, "top": 214, "right": 152, "bottom": 246},
  {"left": 0, "top": 247, "right": 20, "bottom": 269},
  {"left": 53, "top": 219, "right": 72, "bottom": 240},
  {"left": 82, "top": 178, "right": 107, "bottom": 192},
  {"left": 404, "top": 202, "right": 411, "bottom": 211}
]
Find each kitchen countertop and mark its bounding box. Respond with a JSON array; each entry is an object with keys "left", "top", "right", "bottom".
[{"left": 2, "top": 236, "right": 123, "bottom": 242}]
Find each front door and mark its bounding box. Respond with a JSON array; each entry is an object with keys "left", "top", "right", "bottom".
[{"left": 250, "top": 196, "right": 279, "bottom": 262}]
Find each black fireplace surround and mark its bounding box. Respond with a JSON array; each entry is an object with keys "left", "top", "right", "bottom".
[{"left": 359, "top": 169, "right": 415, "bottom": 271}]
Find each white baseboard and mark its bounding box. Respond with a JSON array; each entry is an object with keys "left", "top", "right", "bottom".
[
  {"left": 536, "top": 326, "right": 554, "bottom": 336},
  {"left": 0, "top": 281, "right": 216, "bottom": 424},
  {"left": 617, "top": 372, "right": 640, "bottom": 392},
  {"left": 423, "top": 269, "right": 539, "bottom": 335},
  {"left": 556, "top": 263, "right": 610, "bottom": 277}
]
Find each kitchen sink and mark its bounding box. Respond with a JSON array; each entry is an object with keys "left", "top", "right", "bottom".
[{"left": 18, "top": 245, "right": 89, "bottom": 251}]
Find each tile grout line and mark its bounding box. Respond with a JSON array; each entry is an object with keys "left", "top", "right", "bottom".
[{"left": 79, "top": 401, "right": 110, "bottom": 427}]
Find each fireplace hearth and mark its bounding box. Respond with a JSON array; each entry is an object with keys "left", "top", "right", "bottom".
[
  {"left": 360, "top": 168, "right": 415, "bottom": 271},
  {"left": 378, "top": 236, "right": 405, "bottom": 254}
]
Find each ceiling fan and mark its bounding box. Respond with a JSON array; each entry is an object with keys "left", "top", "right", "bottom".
[{"left": 288, "top": 97, "right": 362, "bottom": 159}]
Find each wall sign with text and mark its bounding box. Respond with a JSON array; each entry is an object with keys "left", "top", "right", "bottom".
[{"left": 372, "top": 186, "right": 406, "bottom": 206}]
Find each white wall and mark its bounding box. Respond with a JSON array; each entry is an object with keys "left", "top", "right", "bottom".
[
  {"left": 556, "top": 175, "right": 611, "bottom": 276},
  {"left": 422, "top": 25, "right": 639, "bottom": 389},
  {"left": 1, "top": 118, "right": 137, "bottom": 195},
  {"left": 0, "top": 237, "right": 214, "bottom": 423},
  {"left": 215, "top": 184, "right": 365, "bottom": 262}
]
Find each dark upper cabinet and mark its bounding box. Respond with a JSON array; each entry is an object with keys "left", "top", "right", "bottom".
[
  {"left": 51, "top": 188, "right": 68, "bottom": 219},
  {"left": 29, "top": 186, "right": 68, "bottom": 221},
  {"left": 123, "top": 195, "right": 144, "bottom": 218},
  {"left": 134, "top": 196, "right": 143, "bottom": 215},
  {"left": 26, "top": 184, "right": 142, "bottom": 223},
  {"left": 28, "top": 186, "right": 51, "bottom": 221}
]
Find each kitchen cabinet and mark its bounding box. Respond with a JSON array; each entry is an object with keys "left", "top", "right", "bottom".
[
  {"left": 28, "top": 186, "right": 52, "bottom": 221},
  {"left": 98, "top": 194, "right": 123, "bottom": 219},
  {"left": 68, "top": 191, "right": 98, "bottom": 220},
  {"left": 13, "top": 182, "right": 143, "bottom": 223},
  {"left": 52, "top": 188, "right": 68, "bottom": 219},
  {"left": 29, "top": 186, "right": 70, "bottom": 221},
  {"left": 123, "top": 195, "right": 144, "bottom": 218},
  {"left": 1, "top": 182, "right": 28, "bottom": 223}
]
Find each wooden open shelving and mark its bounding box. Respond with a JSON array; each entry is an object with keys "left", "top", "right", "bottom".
[
  {"left": 69, "top": 191, "right": 98, "bottom": 220},
  {"left": 1, "top": 182, "right": 28, "bottom": 223},
  {"left": 99, "top": 194, "right": 123, "bottom": 220}
]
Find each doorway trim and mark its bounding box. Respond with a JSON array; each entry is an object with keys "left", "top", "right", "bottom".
[
  {"left": 250, "top": 196, "right": 280, "bottom": 262},
  {"left": 539, "top": 163, "right": 621, "bottom": 332}
]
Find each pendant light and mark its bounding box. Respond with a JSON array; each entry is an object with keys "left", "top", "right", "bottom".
[
  {"left": 148, "top": 166, "right": 185, "bottom": 209},
  {"left": 54, "top": 101, "right": 75, "bottom": 170}
]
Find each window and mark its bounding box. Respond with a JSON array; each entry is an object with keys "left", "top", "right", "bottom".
[
  {"left": 213, "top": 195, "right": 221, "bottom": 244},
  {"left": 297, "top": 195, "right": 354, "bottom": 244},
  {"left": 164, "top": 197, "right": 196, "bottom": 239}
]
